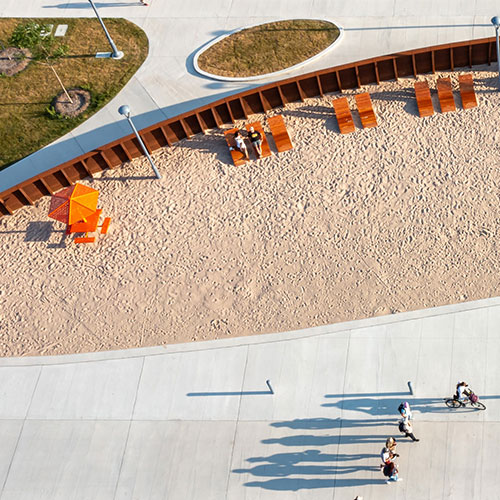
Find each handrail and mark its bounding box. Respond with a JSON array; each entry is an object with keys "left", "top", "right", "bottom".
[{"left": 0, "top": 36, "right": 496, "bottom": 217}]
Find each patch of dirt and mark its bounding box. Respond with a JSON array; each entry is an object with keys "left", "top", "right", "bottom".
[
  {"left": 0, "top": 47, "right": 32, "bottom": 76},
  {"left": 53, "top": 88, "right": 91, "bottom": 118}
]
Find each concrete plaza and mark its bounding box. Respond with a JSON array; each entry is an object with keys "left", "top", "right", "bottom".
[
  {"left": 0, "top": 298, "right": 498, "bottom": 499},
  {"left": 2, "top": 2, "right": 500, "bottom": 498}
]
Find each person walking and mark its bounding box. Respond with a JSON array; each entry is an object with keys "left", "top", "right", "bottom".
[
  {"left": 383, "top": 461, "right": 402, "bottom": 483},
  {"left": 398, "top": 401, "right": 413, "bottom": 420},
  {"left": 139, "top": 0, "right": 149, "bottom": 5},
  {"left": 399, "top": 416, "right": 419, "bottom": 441},
  {"left": 380, "top": 437, "right": 399, "bottom": 468},
  {"left": 386, "top": 436, "right": 397, "bottom": 452}
]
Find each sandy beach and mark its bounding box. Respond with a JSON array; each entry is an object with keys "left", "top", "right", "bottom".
[{"left": 1, "top": 68, "right": 500, "bottom": 356}]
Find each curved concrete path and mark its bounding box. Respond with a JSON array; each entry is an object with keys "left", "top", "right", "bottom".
[
  {"left": 0, "top": 1, "right": 497, "bottom": 192},
  {"left": 0, "top": 297, "right": 499, "bottom": 499}
]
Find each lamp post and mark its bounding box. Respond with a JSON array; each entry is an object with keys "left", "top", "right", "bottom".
[
  {"left": 492, "top": 16, "right": 500, "bottom": 87},
  {"left": 118, "top": 105, "right": 161, "bottom": 179},
  {"left": 88, "top": 0, "right": 124, "bottom": 60}
]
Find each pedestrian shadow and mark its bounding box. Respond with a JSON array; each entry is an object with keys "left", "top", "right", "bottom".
[
  {"left": 235, "top": 463, "right": 378, "bottom": 477},
  {"left": 262, "top": 434, "right": 386, "bottom": 447},
  {"left": 247, "top": 450, "right": 378, "bottom": 464},
  {"left": 235, "top": 417, "right": 399, "bottom": 492},
  {"left": 244, "top": 477, "right": 386, "bottom": 490},
  {"left": 271, "top": 417, "right": 394, "bottom": 429}
]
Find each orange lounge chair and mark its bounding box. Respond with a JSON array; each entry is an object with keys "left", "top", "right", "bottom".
[
  {"left": 245, "top": 121, "right": 272, "bottom": 158},
  {"left": 267, "top": 115, "right": 293, "bottom": 152},
  {"left": 414, "top": 81, "right": 434, "bottom": 117},
  {"left": 332, "top": 97, "right": 355, "bottom": 134},
  {"left": 224, "top": 128, "right": 248, "bottom": 166},
  {"left": 355, "top": 92, "right": 378, "bottom": 128},
  {"left": 458, "top": 74, "right": 478, "bottom": 109},
  {"left": 100, "top": 217, "right": 111, "bottom": 235},
  {"left": 436, "top": 77, "right": 456, "bottom": 113}
]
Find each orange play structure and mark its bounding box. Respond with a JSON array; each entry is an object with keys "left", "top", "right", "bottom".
[{"left": 48, "top": 183, "right": 111, "bottom": 244}]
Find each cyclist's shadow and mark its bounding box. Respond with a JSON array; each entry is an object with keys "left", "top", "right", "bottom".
[{"left": 322, "top": 394, "right": 471, "bottom": 415}]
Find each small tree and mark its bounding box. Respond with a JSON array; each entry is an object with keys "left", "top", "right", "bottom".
[{"left": 9, "top": 21, "right": 72, "bottom": 102}]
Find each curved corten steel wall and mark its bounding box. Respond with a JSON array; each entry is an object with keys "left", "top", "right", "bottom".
[{"left": 0, "top": 36, "right": 496, "bottom": 217}]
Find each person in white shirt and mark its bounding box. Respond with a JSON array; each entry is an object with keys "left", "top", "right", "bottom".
[
  {"left": 233, "top": 131, "right": 249, "bottom": 160},
  {"left": 380, "top": 437, "right": 398, "bottom": 466},
  {"left": 398, "top": 401, "right": 413, "bottom": 420},
  {"left": 456, "top": 381, "right": 470, "bottom": 402},
  {"left": 399, "top": 416, "right": 419, "bottom": 442}
]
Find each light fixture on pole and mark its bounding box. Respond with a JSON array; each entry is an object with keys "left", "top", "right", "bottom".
[
  {"left": 88, "top": 0, "right": 124, "bottom": 60},
  {"left": 118, "top": 105, "right": 161, "bottom": 179},
  {"left": 492, "top": 16, "right": 500, "bottom": 87}
]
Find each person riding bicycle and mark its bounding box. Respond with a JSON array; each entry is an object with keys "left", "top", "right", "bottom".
[{"left": 455, "top": 381, "right": 471, "bottom": 402}]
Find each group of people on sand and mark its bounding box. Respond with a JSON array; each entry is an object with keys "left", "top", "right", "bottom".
[
  {"left": 380, "top": 401, "right": 419, "bottom": 483},
  {"left": 231, "top": 127, "right": 263, "bottom": 159}
]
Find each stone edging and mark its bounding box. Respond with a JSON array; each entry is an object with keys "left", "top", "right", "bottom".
[{"left": 193, "top": 18, "right": 344, "bottom": 82}]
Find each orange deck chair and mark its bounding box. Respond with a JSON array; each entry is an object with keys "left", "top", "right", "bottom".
[
  {"left": 267, "top": 115, "right": 293, "bottom": 152},
  {"left": 436, "top": 77, "right": 456, "bottom": 113},
  {"left": 332, "top": 97, "right": 355, "bottom": 134},
  {"left": 458, "top": 74, "right": 478, "bottom": 109},
  {"left": 74, "top": 236, "right": 95, "bottom": 244},
  {"left": 224, "top": 128, "right": 248, "bottom": 166},
  {"left": 100, "top": 217, "right": 112, "bottom": 235},
  {"left": 245, "top": 121, "right": 272, "bottom": 158},
  {"left": 355, "top": 92, "right": 378, "bottom": 128},
  {"left": 414, "top": 81, "right": 434, "bottom": 117}
]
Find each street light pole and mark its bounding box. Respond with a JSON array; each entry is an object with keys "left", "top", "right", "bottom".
[
  {"left": 492, "top": 16, "right": 500, "bottom": 87},
  {"left": 88, "top": 0, "right": 124, "bottom": 60},
  {"left": 118, "top": 105, "right": 161, "bottom": 179}
]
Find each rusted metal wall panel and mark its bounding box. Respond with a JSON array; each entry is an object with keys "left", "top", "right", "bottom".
[{"left": 0, "top": 36, "right": 495, "bottom": 218}]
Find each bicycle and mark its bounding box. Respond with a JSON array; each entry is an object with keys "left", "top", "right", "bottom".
[{"left": 444, "top": 392, "right": 486, "bottom": 410}]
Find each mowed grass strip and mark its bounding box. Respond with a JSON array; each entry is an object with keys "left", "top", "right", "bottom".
[
  {"left": 0, "top": 18, "right": 148, "bottom": 170},
  {"left": 197, "top": 19, "right": 340, "bottom": 78}
]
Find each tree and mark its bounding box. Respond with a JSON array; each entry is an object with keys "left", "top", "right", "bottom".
[{"left": 9, "top": 21, "right": 72, "bottom": 102}]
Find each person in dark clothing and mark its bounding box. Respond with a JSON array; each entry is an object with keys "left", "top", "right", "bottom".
[{"left": 248, "top": 126, "right": 263, "bottom": 157}]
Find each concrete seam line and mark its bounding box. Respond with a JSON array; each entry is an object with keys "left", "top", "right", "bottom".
[
  {"left": 112, "top": 355, "right": 146, "bottom": 500},
  {"left": 0, "top": 365, "right": 43, "bottom": 498}
]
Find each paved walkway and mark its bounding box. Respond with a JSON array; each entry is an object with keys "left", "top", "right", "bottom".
[
  {"left": 0, "top": 297, "right": 498, "bottom": 499},
  {"left": 0, "top": 1, "right": 497, "bottom": 192}
]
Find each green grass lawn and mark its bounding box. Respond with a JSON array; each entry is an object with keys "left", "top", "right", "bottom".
[
  {"left": 0, "top": 18, "right": 148, "bottom": 170},
  {"left": 197, "top": 19, "right": 340, "bottom": 78}
]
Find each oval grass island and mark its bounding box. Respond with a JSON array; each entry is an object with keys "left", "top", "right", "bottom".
[{"left": 194, "top": 19, "right": 342, "bottom": 82}]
